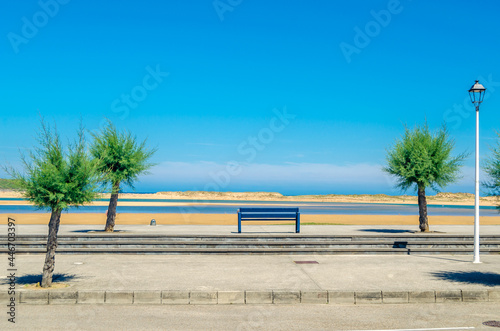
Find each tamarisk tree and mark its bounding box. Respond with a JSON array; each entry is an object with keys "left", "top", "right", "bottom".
[
  {"left": 484, "top": 132, "right": 500, "bottom": 201},
  {"left": 90, "top": 122, "right": 156, "bottom": 232},
  {"left": 384, "top": 123, "right": 467, "bottom": 232},
  {"left": 8, "top": 120, "right": 98, "bottom": 287}
]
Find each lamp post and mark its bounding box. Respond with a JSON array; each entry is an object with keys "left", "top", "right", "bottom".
[{"left": 468, "top": 80, "right": 486, "bottom": 264}]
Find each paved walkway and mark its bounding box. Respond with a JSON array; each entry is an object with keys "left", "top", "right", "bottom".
[
  {"left": 1, "top": 225, "right": 499, "bottom": 305},
  {"left": 3, "top": 253, "right": 500, "bottom": 292},
  {"left": 1, "top": 225, "right": 500, "bottom": 290}
]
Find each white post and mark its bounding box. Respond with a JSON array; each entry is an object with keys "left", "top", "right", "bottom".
[{"left": 473, "top": 106, "right": 481, "bottom": 263}]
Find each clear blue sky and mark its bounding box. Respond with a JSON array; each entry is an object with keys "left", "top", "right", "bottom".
[{"left": 1, "top": 0, "right": 500, "bottom": 195}]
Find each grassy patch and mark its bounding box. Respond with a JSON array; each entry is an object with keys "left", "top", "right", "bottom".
[{"left": 0, "top": 178, "right": 22, "bottom": 190}]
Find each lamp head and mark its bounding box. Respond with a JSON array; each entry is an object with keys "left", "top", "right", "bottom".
[{"left": 468, "top": 80, "right": 486, "bottom": 104}]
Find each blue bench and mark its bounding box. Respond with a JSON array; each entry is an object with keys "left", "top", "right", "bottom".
[{"left": 237, "top": 207, "right": 300, "bottom": 233}]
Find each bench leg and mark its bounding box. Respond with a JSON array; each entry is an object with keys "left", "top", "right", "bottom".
[
  {"left": 238, "top": 213, "right": 241, "bottom": 233},
  {"left": 296, "top": 213, "right": 300, "bottom": 233}
]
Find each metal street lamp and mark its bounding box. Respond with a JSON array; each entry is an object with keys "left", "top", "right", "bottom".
[{"left": 468, "top": 80, "right": 486, "bottom": 263}]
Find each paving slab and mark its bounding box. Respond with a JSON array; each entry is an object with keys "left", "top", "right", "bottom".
[
  {"left": 49, "top": 291, "right": 77, "bottom": 304},
  {"left": 436, "top": 290, "right": 462, "bottom": 302},
  {"left": 134, "top": 291, "right": 161, "bottom": 304},
  {"left": 301, "top": 290, "right": 328, "bottom": 304},
  {"left": 20, "top": 291, "right": 48, "bottom": 305},
  {"left": 161, "top": 291, "right": 189, "bottom": 305},
  {"left": 382, "top": 291, "right": 408, "bottom": 304},
  {"left": 328, "top": 291, "right": 355, "bottom": 304},
  {"left": 245, "top": 291, "right": 272, "bottom": 304},
  {"left": 409, "top": 290, "right": 435, "bottom": 303},
  {"left": 190, "top": 291, "right": 217, "bottom": 305},
  {"left": 462, "top": 289, "right": 488, "bottom": 302},
  {"left": 217, "top": 291, "right": 244, "bottom": 304},
  {"left": 0, "top": 291, "right": 19, "bottom": 303},
  {"left": 105, "top": 291, "right": 133, "bottom": 304},
  {"left": 273, "top": 291, "right": 300, "bottom": 304},
  {"left": 356, "top": 291, "right": 382, "bottom": 304},
  {"left": 488, "top": 289, "right": 500, "bottom": 302},
  {"left": 77, "top": 291, "right": 104, "bottom": 304}
]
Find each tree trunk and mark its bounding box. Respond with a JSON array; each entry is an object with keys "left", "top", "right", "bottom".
[
  {"left": 418, "top": 186, "right": 429, "bottom": 232},
  {"left": 41, "top": 208, "right": 62, "bottom": 287},
  {"left": 104, "top": 181, "right": 120, "bottom": 232}
]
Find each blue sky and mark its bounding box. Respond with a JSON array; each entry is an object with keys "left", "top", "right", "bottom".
[{"left": 1, "top": 0, "right": 500, "bottom": 195}]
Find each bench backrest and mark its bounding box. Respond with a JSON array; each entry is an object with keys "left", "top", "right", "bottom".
[
  {"left": 237, "top": 207, "right": 300, "bottom": 233},
  {"left": 238, "top": 207, "right": 299, "bottom": 220},
  {"left": 238, "top": 207, "right": 299, "bottom": 213}
]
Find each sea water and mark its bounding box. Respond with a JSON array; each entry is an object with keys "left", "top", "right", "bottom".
[{"left": 0, "top": 198, "right": 498, "bottom": 216}]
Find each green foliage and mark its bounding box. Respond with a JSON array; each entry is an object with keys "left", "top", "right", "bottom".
[
  {"left": 0, "top": 178, "right": 22, "bottom": 190},
  {"left": 484, "top": 132, "right": 500, "bottom": 196},
  {"left": 6, "top": 120, "right": 99, "bottom": 211},
  {"left": 384, "top": 123, "right": 467, "bottom": 192},
  {"left": 90, "top": 121, "right": 156, "bottom": 192}
]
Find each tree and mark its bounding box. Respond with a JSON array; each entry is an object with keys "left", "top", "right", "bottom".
[
  {"left": 90, "top": 122, "right": 156, "bottom": 232},
  {"left": 483, "top": 132, "right": 500, "bottom": 199},
  {"left": 7, "top": 120, "right": 98, "bottom": 287},
  {"left": 0, "top": 178, "right": 22, "bottom": 190},
  {"left": 384, "top": 123, "right": 467, "bottom": 232}
]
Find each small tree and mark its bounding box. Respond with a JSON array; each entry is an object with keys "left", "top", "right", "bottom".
[
  {"left": 484, "top": 132, "right": 500, "bottom": 199},
  {"left": 384, "top": 123, "right": 467, "bottom": 232},
  {"left": 7, "top": 120, "right": 98, "bottom": 287},
  {"left": 90, "top": 122, "right": 156, "bottom": 232}
]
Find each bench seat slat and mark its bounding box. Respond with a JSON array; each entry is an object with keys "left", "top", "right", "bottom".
[
  {"left": 240, "top": 213, "right": 298, "bottom": 219},
  {"left": 240, "top": 219, "right": 297, "bottom": 221}
]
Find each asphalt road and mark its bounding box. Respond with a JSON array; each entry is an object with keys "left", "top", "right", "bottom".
[{"left": 3, "top": 303, "right": 500, "bottom": 330}]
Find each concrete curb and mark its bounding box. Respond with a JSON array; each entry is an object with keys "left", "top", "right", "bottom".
[
  {"left": 5, "top": 289, "right": 499, "bottom": 305},
  {"left": 105, "top": 291, "right": 133, "bottom": 304}
]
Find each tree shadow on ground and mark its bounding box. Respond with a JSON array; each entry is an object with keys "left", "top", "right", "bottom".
[
  {"left": 430, "top": 271, "right": 500, "bottom": 287},
  {"left": 360, "top": 229, "right": 415, "bottom": 234},
  {"left": 1, "top": 273, "right": 78, "bottom": 285}
]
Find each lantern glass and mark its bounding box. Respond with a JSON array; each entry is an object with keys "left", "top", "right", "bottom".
[{"left": 469, "top": 80, "right": 486, "bottom": 104}]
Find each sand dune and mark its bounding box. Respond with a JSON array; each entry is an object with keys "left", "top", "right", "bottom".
[{"left": 1, "top": 190, "right": 499, "bottom": 206}]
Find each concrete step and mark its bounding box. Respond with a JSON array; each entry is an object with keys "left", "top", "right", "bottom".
[
  {"left": 4, "top": 234, "right": 500, "bottom": 255},
  {"left": 10, "top": 247, "right": 500, "bottom": 254},
  {"left": 5, "top": 240, "right": 500, "bottom": 249},
  {"left": 3, "top": 234, "right": 500, "bottom": 242}
]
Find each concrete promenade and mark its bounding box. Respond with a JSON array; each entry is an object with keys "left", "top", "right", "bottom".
[
  {"left": 1, "top": 225, "right": 500, "bottom": 305},
  {"left": 5, "top": 223, "right": 500, "bottom": 235}
]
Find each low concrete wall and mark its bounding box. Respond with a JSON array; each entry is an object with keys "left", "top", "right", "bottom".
[{"left": 5, "top": 289, "right": 499, "bottom": 305}]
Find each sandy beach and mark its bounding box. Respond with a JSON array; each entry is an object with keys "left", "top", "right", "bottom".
[
  {"left": 3, "top": 213, "right": 500, "bottom": 226},
  {"left": 2, "top": 190, "right": 499, "bottom": 225}
]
